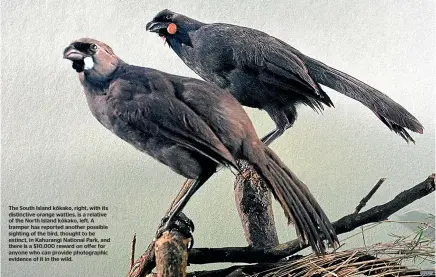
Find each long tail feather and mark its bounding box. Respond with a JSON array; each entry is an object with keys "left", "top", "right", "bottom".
[
  {"left": 303, "top": 55, "right": 423, "bottom": 142},
  {"left": 253, "top": 147, "right": 338, "bottom": 254}
]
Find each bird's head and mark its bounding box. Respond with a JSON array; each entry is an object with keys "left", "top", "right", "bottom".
[
  {"left": 63, "top": 38, "right": 120, "bottom": 79},
  {"left": 146, "top": 9, "right": 204, "bottom": 47}
]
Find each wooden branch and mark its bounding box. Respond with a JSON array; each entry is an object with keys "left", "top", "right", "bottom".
[
  {"left": 187, "top": 174, "right": 435, "bottom": 264},
  {"left": 155, "top": 231, "right": 190, "bottom": 277},
  {"left": 234, "top": 160, "right": 278, "bottom": 248},
  {"left": 334, "top": 174, "right": 434, "bottom": 234},
  {"left": 354, "top": 178, "right": 386, "bottom": 214},
  {"left": 127, "top": 212, "right": 193, "bottom": 277},
  {"left": 128, "top": 229, "right": 191, "bottom": 277}
]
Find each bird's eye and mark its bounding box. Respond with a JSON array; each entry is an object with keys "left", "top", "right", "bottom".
[
  {"left": 90, "top": 44, "right": 98, "bottom": 51},
  {"left": 165, "top": 15, "right": 172, "bottom": 20}
]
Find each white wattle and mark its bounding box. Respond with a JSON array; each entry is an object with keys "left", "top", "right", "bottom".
[{"left": 84, "top": 57, "right": 94, "bottom": 70}]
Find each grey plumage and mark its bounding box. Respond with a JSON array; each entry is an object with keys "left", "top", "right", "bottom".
[
  {"left": 146, "top": 10, "right": 423, "bottom": 144},
  {"left": 63, "top": 38, "right": 338, "bottom": 254}
]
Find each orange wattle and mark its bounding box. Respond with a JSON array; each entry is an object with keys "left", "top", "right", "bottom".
[{"left": 167, "top": 23, "right": 177, "bottom": 35}]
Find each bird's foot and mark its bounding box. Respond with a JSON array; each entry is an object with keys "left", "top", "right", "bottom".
[{"left": 156, "top": 212, "right": 195, "bottom": 249}]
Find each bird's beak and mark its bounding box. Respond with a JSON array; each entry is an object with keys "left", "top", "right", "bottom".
[
  {"left": 146, "top": 21, "right": 169, "bottom": 33},
  {"left": 63, "top": 45, "right": 86, "bottom": 61}
]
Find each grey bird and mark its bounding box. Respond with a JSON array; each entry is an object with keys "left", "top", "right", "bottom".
[
  {"left": 146, "top": 10, "right": 424, "bottom": 144},
  {"left": 63, "top": 38, "right": 338, "bottom": 254}
]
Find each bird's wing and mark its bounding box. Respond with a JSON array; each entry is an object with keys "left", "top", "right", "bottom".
[
  {"left": 108, "top": 76, "right": 238, "bottom": 169},
  {"left": 221, "top": 25, "right": 333, "bottom": 107}
]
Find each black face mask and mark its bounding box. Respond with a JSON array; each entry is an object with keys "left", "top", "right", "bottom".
[{"left": 72, "top": 60, "right": 84, "bottom": 73}]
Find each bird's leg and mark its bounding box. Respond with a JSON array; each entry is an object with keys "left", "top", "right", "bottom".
[
  {"left": 157, "top": 178, "right": 195, "bottom": 231},
  {"left": 261, "top": 128, "right": 285, "bottom": 145},
  {"left": 155, "top": 180, "right": 197, "bottom": 249},
  {"left": 261, "top": 109, "right": 291, "bottom": 145},
  {"left": 157, "top": 170, "right": 214, "bottom": 244},
  {"left": 161, "top": 178, "right": 204, "bottom": 230},
  {"left": 165, "top": 179, "right": 195, "bottom": 215}
]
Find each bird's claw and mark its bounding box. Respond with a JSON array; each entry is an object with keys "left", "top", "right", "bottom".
[{"left": 156, "top": 212, "right": 195, "bottom": 249}]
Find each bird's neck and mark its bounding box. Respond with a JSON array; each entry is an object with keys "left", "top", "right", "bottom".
[
  {"left": 82, "top": 60, "right": 126, "bottom": 94},
  {"left": 166, "top": 36, "right": 185, "bottom": 57},
  {"left": 167, "top": 22, "right": 205, "bottom": 55}
]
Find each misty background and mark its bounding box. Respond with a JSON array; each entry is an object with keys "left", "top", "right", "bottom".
[{"left": 1, "top": 1, "right": 435, "bottom": 276}]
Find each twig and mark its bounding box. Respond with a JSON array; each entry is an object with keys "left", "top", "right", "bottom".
[
  {"left": 354, "top": 178, "right": 386, "bottom": 214},
  {"left": 187, "top": 174, "right": 435, "bottom": 264},
  {"left": 340, "top": 222, "right": 381, "bottom": 243},
  {"left": 126, "top": 240, "right": 156, "bottom": 277},
  {"left": 334, "top": 174, "right": 434, "bottom": 234},
  {"left": 360, "top": 227, "right": 368, "bottom": 253},
  {"left": 130, "top": 233, "right": 136, "bottom": 269}
]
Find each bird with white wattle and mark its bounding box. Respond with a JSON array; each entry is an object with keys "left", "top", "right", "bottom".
[
  {"left": 146, "top": 9, "right": 424, "bottom": 145},
  {"left": 63, "top": 38, "right": 338, "bottom": 255}
]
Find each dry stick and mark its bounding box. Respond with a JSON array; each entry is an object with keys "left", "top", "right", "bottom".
[
  {"left": 127, "top": 239, "right": 156, "bottom": 277},
  {"left": 187, "top": 174, "right": 435, "bottom": 264},
  {"left": 353, "top": 178, "right": 387, "bottom": 254},
  {"left": 354, "top": 178, "right": 386, "bottom": 214},
  {"left": 234, "top": 160, "right": 279, "bottom": 248},
  {"left": 130, "top": 233, "right": 136, "bottom": 269}
]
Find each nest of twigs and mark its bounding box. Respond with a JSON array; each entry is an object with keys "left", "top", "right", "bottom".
[{"left": 250, "top": 220, "right": 435, "bottom": 277}]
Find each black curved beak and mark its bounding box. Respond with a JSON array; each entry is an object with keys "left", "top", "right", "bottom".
[
  {"left": 146, "top": 21, "right": 169, "bottom": 33},
  {"left": 63, "top": 45, "right": 85, "bottom": 61}
]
